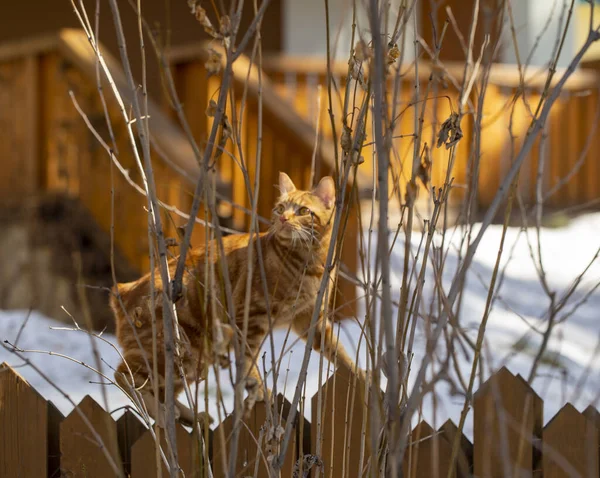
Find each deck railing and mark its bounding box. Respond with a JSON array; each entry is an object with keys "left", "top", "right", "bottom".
[{"left": 262, "top": 55, "right": 600, "bottom": 211}]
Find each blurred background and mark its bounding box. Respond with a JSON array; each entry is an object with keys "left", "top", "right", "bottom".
[
  {"left": 0, "top": 0, "right": 599, "bottom": 330},
  {"left": 1, "top": 0, "right": 600, "bottom": 452}
]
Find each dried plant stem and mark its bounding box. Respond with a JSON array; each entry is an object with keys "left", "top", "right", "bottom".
[
  {"left": 368, "top": 2, "right": 399, "bottom": 470},
  {"left": 398, "top": 24, "right": 600, "bottom": 463},
  {"left": 447, "top": 180, "right": 516, "bottom": 477}
]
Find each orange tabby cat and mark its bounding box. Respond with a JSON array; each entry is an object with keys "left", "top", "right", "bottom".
[{"left": 110, "top": 172, "right": 359, "bottom": 426}]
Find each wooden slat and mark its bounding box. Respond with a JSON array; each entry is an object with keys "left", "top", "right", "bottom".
[
  {"left": 131, "top": 423, "right": 206, "bottom": 478},
  {"left": 22, "top": 55, "right": 40, "bottom": 195},
  {"left": 60, "top": 395, "right": 123, "bottom": 477},
  {"left": 574, "top": 90, "right": 599, "bottom": 205},
  {"left": 566, "top": 93, "right": 580, "bottom": 206},
  {"left": 0, "top": 363, "right": 60, "bottom": 478},
  {"left": 584, "top": 406, "right": 600, "bottom": 467},
  {"left": 548, "top": 94, "right": 566, "bottom": 208},
  {"left": 473, "top": 367, "right": 543, "bottom": 477},
  {"left": 116, "top": 411, "right": 147, "bottom": 477},
  {"left": 543, "top": 403, "right": 599, "bottom": 478},
  {"left": 0, "top": 56, "right": 41, "bottom": 201},
  {"left": 312, "top": 365, "right": 373, "bottom": 478},
  {"left": 403, "top": 420, "right": 472, "bottom": 478},
  {"left": 583, "top": 91, "right": 600, "bottom": 203},
  {"left": 440, "top": 420, "right": 473, "bottom": 477},
  {"left": 212, "top": 396, "right": 297, "bottom": 477},
  {"left": 48, "top": 401, "right": 64, "bottom": 477}
]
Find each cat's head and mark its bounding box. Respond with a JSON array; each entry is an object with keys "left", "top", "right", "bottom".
[{"left": 270, "top": 172, "right": 335, "bottom": 244}]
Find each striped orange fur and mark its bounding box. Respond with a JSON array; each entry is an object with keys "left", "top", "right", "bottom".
[{"left": 110, "top": 172, "right": 358, "bottom": 426}]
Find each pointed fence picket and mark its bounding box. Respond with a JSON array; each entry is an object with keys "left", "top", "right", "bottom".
[
  {"left": 2, "top": 361, "right": 600, "bottom": 477},
  {"left": 543, "top": 403, "right": 599, "bottom": 478},
  {"left": 116, "top": 411, "right": 146, "bottom": 477},
  {"left": 312, "top": 365, "right": 375, "bottom": 477},
  {"left": 59, "top": 395, "right": 123, "bottom": 477},
  {"left": 0, "top": 363, "right": 62, "bottom": 478},
  {"left": 211, "top": 395, "right": 298, "bottom": 477},
  {"left": 473, "top": 367, "right": 543, "bottom": 477},
  {"left": 131, "top": 422, "right": 206, "bottom": 478},
  {"left": 403, "top": 420, "right": 472, "bottom": 478}
]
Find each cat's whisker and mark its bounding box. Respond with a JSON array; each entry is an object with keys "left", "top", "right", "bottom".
[
  {"left": 298, "top": 227, "right": 319, "bottom": 248},
  {"left": 295, "top": 228, "right": 312, "bottom": 250}
]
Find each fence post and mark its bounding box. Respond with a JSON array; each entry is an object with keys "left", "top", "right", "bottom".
[
  {"left": 473, "top": 367, "right": 543, "bottom": 477},
  {"left": 59, "top": 395, "right": 123, "bottom": 477},
  {"left": 0, "top": 362, "right": 62, "bottom": 478},
  {"left": 212, "top": 395, "right": 297, "bottom": 477},
  {"left": 542, "top": 403, "right": 599, "bottom": 477}
]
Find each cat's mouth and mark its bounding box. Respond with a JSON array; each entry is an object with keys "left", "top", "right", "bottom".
[{"left": 276, "top": 221, "right": 294, "bottom": 234}]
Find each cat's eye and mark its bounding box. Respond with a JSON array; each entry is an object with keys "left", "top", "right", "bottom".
[
  {"left": 274, "top": 204, "right": 285, "bottom": 214},
  {"left": 298, "top": 207, "right": 311, "bottom": 216}
]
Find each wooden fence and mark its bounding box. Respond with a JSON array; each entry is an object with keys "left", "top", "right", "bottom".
[{"left": 2, "top": 362, "right": 600, "bottom": 477}]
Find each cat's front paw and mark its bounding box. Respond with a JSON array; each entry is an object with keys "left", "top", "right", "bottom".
[
  {"left": 196, "top": 411, "right": 214, "bottom": 427},
  {"left": 358, "top": 368, "right": 371, "bottom": 383},
  {"left": 245, "top": 376, "right": 272, "bottom": 404},
  {"left": 154, "top": 402, "right": 181, "bottom": 429},
  {"left": 254, "top": 384, "right": 273, "bottom": 403}
]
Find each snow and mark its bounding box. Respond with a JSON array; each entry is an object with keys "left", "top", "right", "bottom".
[
  {"left": 2, "top": 212, "right": 600, "bottom": 437},
  {"left": 0, "top": 310, "right": 131, "bottom": 418}
]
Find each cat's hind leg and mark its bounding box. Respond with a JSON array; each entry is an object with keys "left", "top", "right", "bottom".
[
  {"left": 114, "top": 357, "right": 178, "bottom": 427},
  {"left": 240, "top": 329, "right": 272, "bottom": 403},
  {"left": 292, "top": 313, "right": 364, "bottom": 379}
]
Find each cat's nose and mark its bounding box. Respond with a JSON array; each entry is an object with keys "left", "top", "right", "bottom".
[{"left": 279, "top": 216, "right": 288, "bottom": 223}]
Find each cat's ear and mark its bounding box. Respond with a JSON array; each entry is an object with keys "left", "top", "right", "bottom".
[
  {"left": 279, "top": 172, "right": 296, "bottom": 196},
  {"left": 313, "top": 176, "right": 335, "bottom": 209}
]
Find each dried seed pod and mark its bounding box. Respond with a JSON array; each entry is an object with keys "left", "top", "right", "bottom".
[
  {"left": 405, "top": 180, "right": 418, "bottom": 207},
  {"left": 387, "top": 43, "right": 400, "bottom": 65},
  {"left": 189, "top": 2, "right": 218, "bottom": 37},
  {"left": 219, "top": 15, "right": 232, "bottom": 37},
  {"left": 354, "top": 39, "right": 371, "bottom": 62},
  {"left": 205, "top": 48, "right": 222, "bottom": 76},
  {"left": 437, "top": 112, "right": 463, "bottom": 149},
  {"left": 340, "top": 124, "right": 353, "bottom": 153},
  {"left": 416, "top": 143, "right": 432, "bottom": 189},
  {"left": 351, "top": 151, "right": 365, "bottom": 166},
  {"left": 206, "top": 99, "right": 218, "bottom": 117}
]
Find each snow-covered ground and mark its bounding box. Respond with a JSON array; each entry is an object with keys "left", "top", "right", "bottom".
[{"left": 2, "top": 213, "right": 600, "bottom": 437}]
